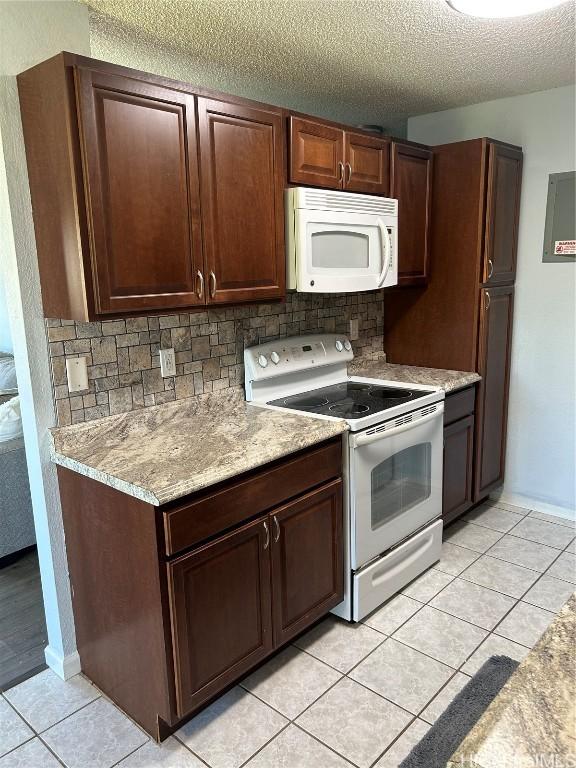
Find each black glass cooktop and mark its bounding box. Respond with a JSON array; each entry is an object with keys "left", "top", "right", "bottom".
[{"left": 268, "top": 381, "right": 435, "bottom": 420}]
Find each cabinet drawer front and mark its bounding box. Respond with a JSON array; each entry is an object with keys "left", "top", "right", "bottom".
[
  {"left": 164, "top": 439, "right": 342, "bottom": 556},
  {"left": 444, "top": 386, "right": 476, "bottom": 426}
]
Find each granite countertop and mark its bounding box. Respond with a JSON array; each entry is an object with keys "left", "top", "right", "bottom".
[
  {"left": 448, "top": 595, "right": 576, "bottom": 768},
  {"left": 50, "top": 388, "right": 348, "bottom": 506},
  {"left": 349, "top": 354, "right": 481, "bottom": 393}
]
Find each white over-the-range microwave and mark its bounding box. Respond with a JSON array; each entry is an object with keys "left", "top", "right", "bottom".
[{"left": 286, "top": 186, "right": 398, "bottom": 293}]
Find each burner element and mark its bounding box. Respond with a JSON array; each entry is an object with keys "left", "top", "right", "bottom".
[
  {"left": 328, "top": 402, "right": 370, "bottom": 417},
  {"left": 369, "top": 387, "right": 413, "bottom": 400}
]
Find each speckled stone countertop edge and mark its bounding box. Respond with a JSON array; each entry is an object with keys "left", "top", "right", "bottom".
[
  {"left": 349, "top": 357, "right": 481, "bottom": 393},
  {"left": 447, "top": 594, "right": 576, "bottom": 767},
  {"left": 49, "top": 392, "right": 349, "bottom": 507}
]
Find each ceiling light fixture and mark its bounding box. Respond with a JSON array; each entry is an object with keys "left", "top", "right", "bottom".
[{"left": 447, "top": 0, "right": 567, "bottom": 17}]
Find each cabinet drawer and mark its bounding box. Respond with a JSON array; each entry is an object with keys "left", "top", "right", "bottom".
[
  {"left": 163, "top": 439, "right": 342, "bottom": 556},
  {"left": 444, "top": 386, "right": 476, "bottom": 426}
]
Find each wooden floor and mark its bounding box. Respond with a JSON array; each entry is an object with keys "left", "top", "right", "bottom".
[{"left": 0, "top": 548, "right": 47, "bottom": 691}]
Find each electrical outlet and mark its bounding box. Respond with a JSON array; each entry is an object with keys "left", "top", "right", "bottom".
[
  {"left": 159, "top": 348, "right": 176, "bottom": 377},
  {"left": 66, "top": 357, "right": 88, "bottom": 392},
  {"left": 349, "top": 318, "right": 359, "bottom": 341}
]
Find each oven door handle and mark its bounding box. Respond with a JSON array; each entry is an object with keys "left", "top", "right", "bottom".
[{"left": 352, "top": 406, "right": 443, "bottom": 448}]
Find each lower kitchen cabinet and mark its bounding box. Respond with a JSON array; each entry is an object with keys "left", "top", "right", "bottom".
[
  {"left": 57, "top": 437, "right": 343, "bottom": 740},
  {"left": 168, "top": 517, "right": 273, "bottom": 718},
  {"left": 271, "top": 479, "right": 343, "bottom": 646},
  {"left": 475, "top": 285, "right": 515, "bottom": 499},
  {"left": 442, "top": 386, "right": 476, "bottom": 525}
]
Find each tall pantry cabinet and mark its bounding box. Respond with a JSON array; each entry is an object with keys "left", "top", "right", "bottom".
[{"left": 384, "top": 138, "right": 523, "bottom": 503}]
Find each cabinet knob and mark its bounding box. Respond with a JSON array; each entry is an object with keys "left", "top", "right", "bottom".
[
  {"left": 485, "top": 291, "right": 491, "bottom": 311},
  {"left": 345, "top": 162, "right": 352, "bottom": 184},
  {"left": 273, "top": 516, "right": 280, "bottom": 543},
  {"left": 338, "top": 161, "right": 344, "bottom": 183},
  {"left": 263, "top": 521, "right": 269, "bottom": 550},
  {"left": 487, "top": 259, "right": 494, "bottom": 280}
]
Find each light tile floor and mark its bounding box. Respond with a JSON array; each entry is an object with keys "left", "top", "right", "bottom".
[{"left": 1, "top": 500, "right": 574, "bottom": 768}]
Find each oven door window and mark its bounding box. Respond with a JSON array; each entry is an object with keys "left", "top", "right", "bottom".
[{"left": 371, "top": 442, "right": 432, "bottom": 530}]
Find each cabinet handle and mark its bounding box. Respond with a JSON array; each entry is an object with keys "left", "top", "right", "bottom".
[
  {"left": 346, "top": 162, "right": 352, "bottom": 184},
  {"left": 196, "top": 270, "right": 204, "bottom": 300},
  {"left": 338, "top": 161, "right": 344, "bottom": 182},
  {"left": 487, "top": 259, "right": 494, "bottom": 280},
  {"left": 263, "top": 521, "right": 269, "bottom": 550},
  {"left": 485, "top": 291, "right": 491, "bottom": 311},
  {"left": 273, "top": 516, "right": 280, "bottom": 543},
  {"left": 209, "top": 271, "right": 217, "bottom": 298}
]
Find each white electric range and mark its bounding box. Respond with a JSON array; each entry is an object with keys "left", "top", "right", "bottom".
[{"left": 245, "top": 333, "right": 445, "bottom": 621}]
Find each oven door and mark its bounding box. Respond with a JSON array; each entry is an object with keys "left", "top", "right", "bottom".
[
  {"left": 349, "top": 404, "right": 444, "bottom": 570},
  {"left": 294, "top": 208, "right": 395, "bottom": 293}
]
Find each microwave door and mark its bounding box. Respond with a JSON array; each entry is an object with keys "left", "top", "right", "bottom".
[{"left": 295, "top": 209, "right": 387, "bottom": 292}]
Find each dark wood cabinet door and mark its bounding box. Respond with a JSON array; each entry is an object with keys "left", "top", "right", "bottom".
[
  {"left": 344, "top": 132, "right": 390, "bottom": 195},
  {"left": 483, "top": 143, "right": 523, "bottom": 285},
  {"left": 168, "top": 517, "right": 273, "bottom": 718},
  {"left": 443, "top": 415, "right": 475, "bottom": 525},
  {"left": 198, "top": 98, "right": 285, "bottom": 304},
  {"left": 475, "top": 286, "right": 514, "bottom": 500},
  {"left": 75, "top": 69, "right": 203, "bottom": 314},
  {"left": 391, "top": 143, "right": 433, "bottom": 286},
  {"left": 271, "top": 479, "right": 343, "bottom": 646},
  {"left": 289, "top": 116, "right": 344, "bottom": 189}
]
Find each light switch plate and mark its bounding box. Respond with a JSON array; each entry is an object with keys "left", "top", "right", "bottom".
[
  {"left": 160, "top": 348, "right": 176, "bottom": 377},
  {"left": 349, "top": 318, "right": 359, "bottom": 341},
  {"left": 66, "top": 357, "right": 88, "bottom": 393}
]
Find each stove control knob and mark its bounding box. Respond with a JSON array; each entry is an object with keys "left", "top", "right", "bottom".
[
  {"left": 258, "top": 354, "right": 268, "bottom": 368},
  {"left": 270, "top": 351, "right": 280, "bottom": 365},
  {"left": 344, "top": 340, "right": 352, "bottom": 351},
  {"left": 335, "top": 340, "right": 344, "bottom": 352}
]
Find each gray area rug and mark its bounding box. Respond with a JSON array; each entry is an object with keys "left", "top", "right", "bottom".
[{"left": 400, "top": 655, "right": 519, "bottom": 768}]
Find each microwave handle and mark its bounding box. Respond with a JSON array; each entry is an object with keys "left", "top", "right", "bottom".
[
  {"left": 353, "top": 406, "right": 444, "bottom": 448},
  {"left": 376, "top": 219, "right": 392, "bottom": 288}
]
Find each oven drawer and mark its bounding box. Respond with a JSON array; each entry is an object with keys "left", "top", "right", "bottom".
[{"left": 352, "top": 519, "right": 442, "bottom": 621}]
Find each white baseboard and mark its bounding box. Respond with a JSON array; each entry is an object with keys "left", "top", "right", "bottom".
[
  {"left": 44, "top": 646, "right": 81, "bottom": 680},
  {"left": 493, "top": 491, "right": 576, "bottom": 522}
]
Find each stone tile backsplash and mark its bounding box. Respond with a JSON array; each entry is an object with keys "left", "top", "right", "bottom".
[{"left": 47, "top": 292, "right": 384, "bottom": 426}]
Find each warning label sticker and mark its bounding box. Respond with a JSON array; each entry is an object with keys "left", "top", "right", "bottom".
[{"left": 554, "top": 240, "right": 576, "bottom": 255}]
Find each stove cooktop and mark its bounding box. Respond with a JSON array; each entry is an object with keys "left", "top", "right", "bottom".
[{"left": 267, "top": 380, "right": 436, "bottom": 420}]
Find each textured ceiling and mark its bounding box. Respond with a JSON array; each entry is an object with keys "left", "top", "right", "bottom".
[{"left": 84, "top": 0, "right": 575, "bottom": 128}]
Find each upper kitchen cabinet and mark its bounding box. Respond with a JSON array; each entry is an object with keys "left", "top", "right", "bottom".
[
  {"left": 289, "top": 116, "right": 390, "bottom": 194},
  {"left": 289, "top": 116, "right": 344, "bottom": 190},
  {"left": 344, "top": 131, "right": 390, "bottom": 195},
  {"left": 483, "top": 142, "right": 523, "bottom": 286},
  {"left": 74, "top": 69, "right": 204, "bottom": 315},
  {"left": 390, "top": 142, "right": 433, "bottom": 286},
  {"left": 198, "top": 98, "right": 285, "bottom": 304},
  {"left": 17, "top": 53, "right": 286, "bottom": 320}
]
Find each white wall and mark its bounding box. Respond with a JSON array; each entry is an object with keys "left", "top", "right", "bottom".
[
  {"left": 409, "top": 86, "right": 576, "bottom": 515},
  {"left": 0, "top": 1, "right": 91, "bottom": 677},
  {"left": 0, "top": 274, "right": 13, "bottom": 353}
]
